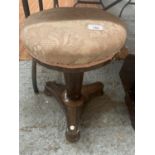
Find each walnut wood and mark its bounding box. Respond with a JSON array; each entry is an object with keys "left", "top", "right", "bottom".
[
  {"left": 64, "top": 72, "right": 84, "bottom": 100},
  {"left": 44, "top": 72, "right": 103, "bottom": 142}
]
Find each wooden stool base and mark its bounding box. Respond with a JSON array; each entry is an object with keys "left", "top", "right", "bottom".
[{"left": 44, "top": 72, "right": 104, "bottom": 142}]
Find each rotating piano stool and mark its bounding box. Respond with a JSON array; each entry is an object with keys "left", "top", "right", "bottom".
[{"left": 21, "top": 7, "right": 127, "bottom": 142}]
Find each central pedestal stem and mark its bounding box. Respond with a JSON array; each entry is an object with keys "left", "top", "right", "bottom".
[{"left": 64, "top": 72, "right": 84, "bottom": 142}]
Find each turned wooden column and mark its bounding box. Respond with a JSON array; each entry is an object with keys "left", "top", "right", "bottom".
[
  {"left": 64, "top": 72, "right": 83, "bottom": 99},
  {"left": 64, "top": 72, "right": 84, "bottom": 142}
]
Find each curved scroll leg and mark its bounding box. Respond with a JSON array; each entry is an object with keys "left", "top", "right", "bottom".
[
  {"left": 64, "top": 94, "right": 83, "bottom": 142},
  {"left": 63, "top": 72, "right": 83, "bottom": 142},
  {"left": 32, "top": 59, "right": 39, "bottom": 94},
  {"left": 44, "top": 72, "right": 104, "bottom": 142}
]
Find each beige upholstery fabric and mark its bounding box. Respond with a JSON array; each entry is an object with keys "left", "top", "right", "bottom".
[{"left": 21, "top": 7, "right": 127, "bottom": 68}]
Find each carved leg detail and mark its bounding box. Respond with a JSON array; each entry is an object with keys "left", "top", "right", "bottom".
[
  {"left": 65, "top": 108, "right": 81, "bottom": 142},
  {"left": 63, "top": 72, "right": 83, "bottom": 142},
  {"left": 44, "top": 72, "right": 104, "bottom": 142},
  {"left": 64, "top": 95, "right": 84, "bottom": 142}
]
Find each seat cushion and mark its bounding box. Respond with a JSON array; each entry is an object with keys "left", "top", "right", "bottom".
[{"left": 21, "top": 7, "right": 127, "bottom": 68}]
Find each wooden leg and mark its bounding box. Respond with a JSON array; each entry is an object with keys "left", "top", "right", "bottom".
[
  {"left": 64, "top": 72, "right": 84, "bottom": 142},
  {"left": 32, "top": 59, "right": 39, "bottom": 94},
  {"left": 44, "top": 72, "right": 104, "bottom": 142},
  {"left": 82, "top": 82, "right": 104, "bottom": 102}
]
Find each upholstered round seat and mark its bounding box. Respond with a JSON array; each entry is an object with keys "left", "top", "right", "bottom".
[{"left": 22, "top": 7, "right": 127, "bottom": 68}]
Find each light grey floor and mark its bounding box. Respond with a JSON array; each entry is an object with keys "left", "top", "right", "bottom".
[{"left": 19, "top": 60, "right": 135, "bottom": 155}]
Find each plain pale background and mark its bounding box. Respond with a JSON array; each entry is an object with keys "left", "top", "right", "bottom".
[{"left": 0, "top": 0, "right": 155, "bottom": 155}]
